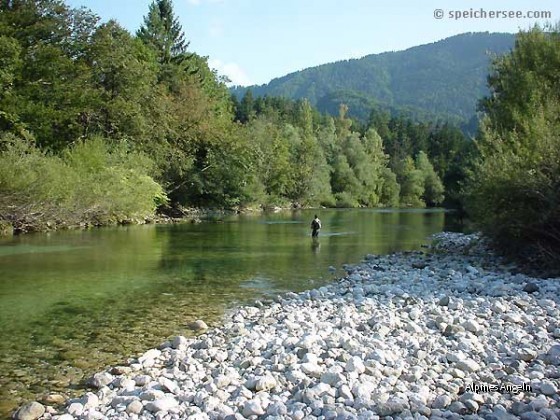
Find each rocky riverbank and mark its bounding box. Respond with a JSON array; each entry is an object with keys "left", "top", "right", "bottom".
[{"left": 14, "top": 232, "right": 560, "bottom": 419}]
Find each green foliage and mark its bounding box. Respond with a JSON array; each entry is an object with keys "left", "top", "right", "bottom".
[
  {"left": 137, "top": 0, "right": 188, "bottom": 64},
  {"left": 231, "top": 32, "right": 515, "bottom": 125},
  {"left": 0, "top": 0, "right": 475, "bottom": 225},
  {"left": 380, "top": 167, "right": 400, "bottom": 207},
  {"left": 415, "top": 151, "right": 445, "bottom": 206},
  {"left": 0, "top": 135, "right": 166, "bottom": 231},
  {"left": 397, "top": 156, "right": 425, "bottom": 207},
  {"left": 467, "top": 25, "right": 560, "bottom": 267}
]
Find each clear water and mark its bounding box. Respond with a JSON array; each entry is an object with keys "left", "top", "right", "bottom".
[{"left": 0, "top": 208, "right": 446, "bottom": 415}]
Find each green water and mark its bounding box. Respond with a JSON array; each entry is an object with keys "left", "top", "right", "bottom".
[{"left": 0, "top": 208, "right": 446, "bottom": 415}]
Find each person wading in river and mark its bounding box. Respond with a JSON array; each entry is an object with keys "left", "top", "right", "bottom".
[{"left": 311, "top": 215, "right": 321, "bottom": 237}]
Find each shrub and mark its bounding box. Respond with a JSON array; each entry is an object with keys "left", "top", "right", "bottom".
[{"left": 0, "top": 135, "right": 166, "bottom": 232}]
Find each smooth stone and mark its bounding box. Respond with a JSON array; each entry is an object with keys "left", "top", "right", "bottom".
[
  {"left": 87, "top": 372, "right": 114, "bottom": 388},
  {"left": 455, "top": 359, "right": 481, "bottom": 372},
  {"left": 171, "top": 335, "right": 189, "bottom": 349},
  {"left": 242, "top": 399, "right": 265, "bottom": 417},
  {"left": 13, "top": 402, "right": 45, "bottom": 420},
  {"left": 518, "top": 348, "right": 538, "bottom": 362},
  {"left": 139, "top": 348, "right": 161, "bottom": 363},
  {"left": 463, "top": 399, "right": 479, "bottom": 412},
  {"left": 540, "top": 381, "right": 558, "bottom": 396},
  {"left": 189, "top": 320, "right": 209, "bottom": 331},
  {"left": 377, "top": 396, "right": 408, "bottom": 416},
  {"left": 255, "top": 374, "right": 277, "bottom": 391},
  {"left": 529, "top": 395, "right": 549, "bottom": 411},
  {"left": 41, "top": 394, "right": 65, "bottom": 405},
  {"left": 463, "top": 319, "right": 483, "bottom": 334},
  {"left": 67, "top": 402, "right": 84, "bottom": 416},
  {"left": 431, "top": 395, "right": 452, "bottom": 409},
  {"left": 145, "top": 397, "right": 179, "bottom": 412}
]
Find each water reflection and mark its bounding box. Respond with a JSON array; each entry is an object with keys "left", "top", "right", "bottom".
[{"left": 0, "top": 208, "right": 447, "bottom": 416}]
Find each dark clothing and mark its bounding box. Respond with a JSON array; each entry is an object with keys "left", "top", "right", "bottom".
[{"left": 311, "top": 217, "right": 321, "bottom": 237}]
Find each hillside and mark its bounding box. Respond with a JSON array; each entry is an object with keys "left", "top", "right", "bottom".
[{"left": 231, "top": 32, "right": 515, "bottom": 124}]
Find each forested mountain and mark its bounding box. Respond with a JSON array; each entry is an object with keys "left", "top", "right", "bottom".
[{"left": 231, "top": 33, "right": 515, "bottom": 124}]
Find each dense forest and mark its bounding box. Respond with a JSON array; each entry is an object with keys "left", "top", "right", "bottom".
[
  {"left": 0, "top": 0, "right": 468, "bottom": 234},
  {"left": 231, "top": 32, "right": 515, "bottom": 127},
  {"left": 0, "top": 1, "right": 558, "bottom": 268}
]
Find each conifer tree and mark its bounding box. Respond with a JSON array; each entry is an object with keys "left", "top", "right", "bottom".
[{"left": 137, "top": 0, "right": 188, "bottom": 64}]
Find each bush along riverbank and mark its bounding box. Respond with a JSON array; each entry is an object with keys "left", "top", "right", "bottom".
[{"left": 14, "top": 232, "right": 560, "bottom": 420}]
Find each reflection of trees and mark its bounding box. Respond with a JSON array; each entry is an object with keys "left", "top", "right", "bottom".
[{"left": 1, "top": 209, "right": 447, "bottom": 417}]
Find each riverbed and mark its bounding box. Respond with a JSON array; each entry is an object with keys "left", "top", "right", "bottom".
[{"left": 0, "top": 208, "right": 448, "bottom": 416}]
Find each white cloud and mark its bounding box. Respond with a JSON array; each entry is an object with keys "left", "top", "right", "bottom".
[{"left": 209, "top": 58, "right": 252, "bottom": 87}]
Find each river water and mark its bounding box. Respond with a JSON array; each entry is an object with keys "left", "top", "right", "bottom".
[{"left": 0, "top": 208, "right": 449, "bottom": 415}]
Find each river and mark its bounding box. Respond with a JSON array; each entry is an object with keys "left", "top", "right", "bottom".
[{"left": 0, "top": 208, "right": 451, "bottom": 415}]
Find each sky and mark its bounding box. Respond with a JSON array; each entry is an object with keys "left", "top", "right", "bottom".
[{"left": 65, "top": 0, "right": 559, "bottom": 86}]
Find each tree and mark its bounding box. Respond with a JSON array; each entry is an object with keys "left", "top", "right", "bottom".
[
  {"left": 380, "top": 167, "right": 400, "bottom": 207},
  {"left": 136, "top": 0, "right": 188, "bottom": 64},
  {"left": 467, "top": 24, "right": 560, "bottom": 267},
  {"left": 415, "top": 151, "right": 444, "bottom": 206},
  {"left": 0, "top": 0, "right": 99, "bottom": 149},
  {"left": 398, "top": 156, "right": 425, "bottom": 207},
  {"left": 86, "top": 21, "right": 158, "bottom": 140}
]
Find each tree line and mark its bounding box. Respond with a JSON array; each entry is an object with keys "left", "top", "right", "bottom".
[
  {"left": 0, "top": 0, "right": 465, "bottom": 233},
  {"left": 1, "top": 1, "right": 558, "bottom": 269}
]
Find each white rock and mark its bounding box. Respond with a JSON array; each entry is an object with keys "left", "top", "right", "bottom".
[
  {"left": 126, "top": 400, "right": 143, "bottom": 414},
  {"left": 301, "top": 362, "right": 323, "bottom": 378},
  {"left": 297, "top": 334, "right": 320, "bottom": 349},
  {"left": 189, "top": 319, "right": 208, "bottom": 331},
  {"left": 80, "top": 393, "right": 99, "bottom": 409},
  {"left": 255, "top": 374, "right": 277, "bottom": 391},
  {"left": 145, "top": 397, "right": 179, "bottom": 412},
  {"left": 321, "top": 371, "right": 345, "bottom": 386},
  {"left": 345, "top": 356, "right": 365, "bottom": 374},
  {"left": 463, "top": 319, "right": 483, "bottom": 334},
  {"left": 67, "top": 402, "right": 84, "bottom": 416},
  {"left": 159, "top": 377, "right": 180, "bottom": 394},
  {"left": 455, "top": 358, "right": 481, "bottom": 372},
  {"left": 242, "top": 399, "right": 265, "bottom": 417},
  {"left": 517, "top": 348, "right": 538, "bottom": 362},
  {"left": 87, "top": 372, "right": 114, "bottom": 388},
  {"left": 338, "top": 384, "right": 353, "bottom": 400}
]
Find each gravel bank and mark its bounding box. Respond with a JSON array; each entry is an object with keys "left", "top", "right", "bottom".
[{"left": 17, "top": 232, "right": 560, "bottom": 420}]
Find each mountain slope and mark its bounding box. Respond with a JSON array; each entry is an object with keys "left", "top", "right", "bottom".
[{"left": 231, "top": 32, "right": 515, "bottom": 123}]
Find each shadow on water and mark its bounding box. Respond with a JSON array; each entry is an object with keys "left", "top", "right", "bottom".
[{"left": 0, "top": 208, "right": 448, "bottom": 416}]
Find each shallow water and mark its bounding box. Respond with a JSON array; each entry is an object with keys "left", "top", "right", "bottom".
[{"left": 0, "top": 208, "right": 447, "bottom": 415}]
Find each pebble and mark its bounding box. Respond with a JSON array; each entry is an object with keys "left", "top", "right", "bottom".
[
  {"left": 188, "top": 319, "right": 209, "bottom": 331},
  {"left": 86, "top": 372, "right": 113, "bottom": 389},
  {"left": 12, "top": 402, "right": 45, "bottom": 420},
  {"left": 242, "top": 399, "right": 265, "bottom": 417},
  {"left": 26, "top": 232, "right": 560, "bottom": 419}
]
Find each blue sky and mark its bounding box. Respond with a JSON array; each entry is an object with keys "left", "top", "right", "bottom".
[{"left": 65, "top": 0, "right": 559, "bottom": 86}]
